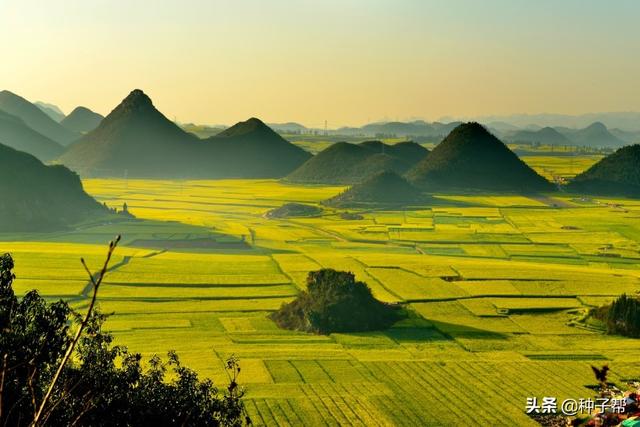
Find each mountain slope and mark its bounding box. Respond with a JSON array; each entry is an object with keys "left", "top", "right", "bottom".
[
  {"left": 610, "top": 128, "right": 640, "bottom": 144},
  {"left": 510, "top": 127, "right": 573, "bottom": 146},
  {"left": 0, "top": 143, "right": 106, "bottom": 231},
  {"left": 202, "top": 117, "right": 311, "bottom": 178},
  {"left": 567, "top": 144, "right": 640, "bottom": 196},
  {"left": 61, "top": 106, "right": 104, "bottom": 133},
  {"left": 0, "top": 110, "right": 63, "bottom": 161},
  {"left": 324, "top": 171, "right": 422, "bottom": 206},
  {"left": 287, "top": 141, "right": 428, "bottom": 184},
  {"left": 0, "top": 91, "right": 78, "bottom": 145},
  {"left": 406, "top": 122, "right": 553, "bottom": 192},
  {"left": 59, "top": 90, "right": 310, "bottom": 178},
  {"left": 358, "top": 140, "right": 428, "bottom": 164},
  {"left": 59, "top": 89, "right": 199, "bottom": 177},
  {"left": 35, "top": 101, "right": 66, "bottom": 122},
  {"left": 565, "top": 122, "right": 626, "bottom": 148}
]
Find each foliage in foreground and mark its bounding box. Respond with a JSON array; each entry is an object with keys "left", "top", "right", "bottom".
[
  {"left": 0, "top": 252, "right": 248, "bottom": 426},
  {"left": 270, "top": 268, "right": 401, "bottom": 334}
]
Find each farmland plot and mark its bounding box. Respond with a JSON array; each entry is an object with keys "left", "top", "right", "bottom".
[{"left": 4, "top": 175, "right": 640, "bottom": 426}]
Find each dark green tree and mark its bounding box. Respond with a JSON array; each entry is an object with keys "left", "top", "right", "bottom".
[
  {"left": 0, "top": 250, "right": 249, "bottom": 426},
  {"left": 270, "top": 268, "right": 400, "bottom": 334},
  {"left": 605, "top": 294, "right": 640, "bottom": 338}
]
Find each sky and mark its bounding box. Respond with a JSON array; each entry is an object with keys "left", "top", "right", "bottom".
[{"left": 1, "top": 0, "right": 639, "bottom": 127}]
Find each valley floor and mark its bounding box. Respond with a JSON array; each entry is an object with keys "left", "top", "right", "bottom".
[{"left": 2, "top": 168, "right": 640, "bottom": 425}]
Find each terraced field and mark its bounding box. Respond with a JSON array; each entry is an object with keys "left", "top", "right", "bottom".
[{"left": 2, "top": 156, "right": 640, "bottom": 425}]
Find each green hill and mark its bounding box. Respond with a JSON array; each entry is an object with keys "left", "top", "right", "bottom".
[
  {"left": 59, "top": 89, "right": 199, "bottom": 177},
  {"left": 0, "top": 143, "right": 106, "bottom": 231},
  {"left": 34, "top": 101, "right": 65, "bottom": 122},
  {"left": 202, "top": 117, "right": 312, "bottom": 178},
  {"left": 0, "top": 91, "right": 78, "bottom": 145},
  {"left": 287, "top": 140, "right": 428, "bottom": 184},
  {"left": 59, "top": 90, "right": 309, "bottom": 178},
  {"left": 406, "top": 122, "right": 553, "bottom": 192},
  {"left": 265, "top": 202, "right": 322, "bottom": 218},
  {"left": 358, "top": 140, "right": 428, "bottom": 163},
  {"left": 60, "top": 106, "right": 104, "bottom": 133},
  {"left": 567, "top": 144, "right": 640, "bottom": 196},
  {"left": 0, "top": 110, "right": 63, "bottom": 161},
  {"left": 509, "top": 127, "right": 573, "bottom": 146},
  {"left": 324, "top": 171, "right": 422, "bottom": 207},
  {"left": 568, "top": 122, "right": 625, "bottom": 148}
]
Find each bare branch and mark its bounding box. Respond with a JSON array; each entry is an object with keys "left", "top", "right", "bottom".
[
  {"left": 31, "top": 235, "right": 120, "bottom": 427},
  {"left": 79, "top": 260, "right": 97, "bottom": 288},
  {"left": 28, "top": 366, "right": 38, "bottom": 416}
]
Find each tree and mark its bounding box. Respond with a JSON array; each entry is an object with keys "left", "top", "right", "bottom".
[
  {"left": 270, "top": 268, "right": 400, "bottom": 334},
  {"left": 0, "top": 241, "right": 249, "bottom": 426},
  {"left": 603, "top": 294, "right": 640, "bottom": 338}
]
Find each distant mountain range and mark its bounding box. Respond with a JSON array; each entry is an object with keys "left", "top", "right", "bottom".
[
  {"left": 507, "top": 122, "right": 626, "bottom": 148},
  {"left": 0, "top": 142, "right": 106, "bottom": 231},
  {"left": 509, "top": 127, "right": 573, "bottom": 146},
  {"left": 34, "top": 101, "right": 66, "bottom": 122},
  {"left": 462, "top": 112, "right": 640, "bottom": 132},
  {"left": 565, "top": 122, "right": 626, "bottom": 148},
  {"left": 0, "top": 91, "right": 79, "bottom": 145},
  {"left": 61, "top": 106, "right": 104, "bottom": 133},
  {"left": 267, "top": 118, "right": 638, "bottom": 148},
  {"left": 0, "top": 109, "right": 63, "bottom": 162},
  {"left": 268, "top": 122, "right": 309, "bottom": 133},
  {"left": 329, "top": 121, "right": 462, "bottom": 139}
]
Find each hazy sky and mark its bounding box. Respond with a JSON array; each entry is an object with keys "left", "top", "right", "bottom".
[{"left": 1, "top": 0, "right": 639, "bottom": 127}]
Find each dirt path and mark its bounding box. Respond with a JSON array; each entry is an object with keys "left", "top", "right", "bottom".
[{"left": 527, "top": 194, "right": 573, "bottom": 208}]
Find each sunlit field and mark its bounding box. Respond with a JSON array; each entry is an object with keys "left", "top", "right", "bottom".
[
  {"left": 519, "top": 154, "right": 603, "bottom": 181},
  {"left": 2, "top": 156, "right": 640, "bottom": 426}
]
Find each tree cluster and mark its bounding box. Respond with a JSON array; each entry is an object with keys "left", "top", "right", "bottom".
[
  {"left": 270, "top": 268, "right": 400, "bottom": 334},
  {"left": 600, "top": 294, "right": 640, "bottom": 338},
  {"left": 0, "top": 252, "right": 248, "bottom": 426}
]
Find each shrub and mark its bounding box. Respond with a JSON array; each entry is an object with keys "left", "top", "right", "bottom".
[{"left": 270, "top": 268, "right": 401, "bottom": 334}]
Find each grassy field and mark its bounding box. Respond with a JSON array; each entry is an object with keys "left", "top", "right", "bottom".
[
  {"left": 2, "top": 155, "right": 640, "bottom": 425},
  {"left": 519, "top": 154, "right": 602, "bottom": 181}
]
